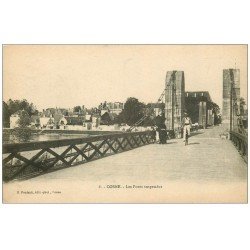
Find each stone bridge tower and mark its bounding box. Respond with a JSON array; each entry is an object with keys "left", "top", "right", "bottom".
[
  {"left": 165, "top": 71, "right": 185, "bottom": 134},
  {"left": 222, "top": 69, "right": 240, "bottom": 130}
]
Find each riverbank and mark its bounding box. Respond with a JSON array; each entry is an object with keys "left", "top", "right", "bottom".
[
  {"left": 2, "top": 128, "right": 120, "bottom": 144},
  {"left": 3, "top": 128, "right": 120, "bottom": 135}
]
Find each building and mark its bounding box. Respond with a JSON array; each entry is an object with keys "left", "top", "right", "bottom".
[
  {"left": 57, "top": 116, "right": 68, "bottom": 129},
  {"left": 100, "top": 111, "right": 116, "bottom": 125},
  {"left": 82, "top": 114, "right": 101, "bottom": 130},
  {"left": 222, "top": 69, "right": 240, "bottom": 130},
  {"left": 99, "top": 101, "right": 124, "bottom": 115},
  {"left": 40, "top": 116, "right": 54, "bottom": 129},
  {"left": 185, "top": 91, "right": 216, "bottom": 128},
  {"left": 107, "top": 102, "right": 124, "bottom": 115},
  {"left": 165, "top": 71, "right": 185, "bottom": 132},
  {"left": 92, "top": 114, "right": 101, "bottom": 128},
  {"left": 199, "top": 101, "right": 207, "bottom": 127},
  {"left": 64, "top": 116, "right": 86, "bottom": 130}
]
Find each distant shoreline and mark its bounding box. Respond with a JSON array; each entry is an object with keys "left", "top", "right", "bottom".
[
  {"left": 2, "top": 128, "right": 120, "bottom": 144},
  {"left": 3, "top": 128, "right": 120, "bottom": 135}
]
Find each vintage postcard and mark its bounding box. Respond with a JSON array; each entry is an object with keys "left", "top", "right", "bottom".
[{"left": 2, "top": 44, "right": 248, "bottom": 203}]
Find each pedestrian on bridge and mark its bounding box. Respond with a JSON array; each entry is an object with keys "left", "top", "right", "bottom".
[
  {"left": 151, "top": 126, "right": 157, "bottom": 143},
  {"left": 182, "top": 112, "right": 192, "bottom": 142},
  {"left": 158, "top": 124, "right": 167, "bottom": 144}
]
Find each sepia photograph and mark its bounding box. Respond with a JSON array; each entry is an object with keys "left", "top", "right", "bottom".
[{"left": 2, "top": 44, "right": 248, "bottom": 203}]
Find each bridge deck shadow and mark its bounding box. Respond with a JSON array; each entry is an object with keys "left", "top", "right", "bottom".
[
  {"left": 187, "top": 142, "right": 200, "bottom": 145},
  {"left": 164, "top": 141, "right": 177, "bottom": 145}
]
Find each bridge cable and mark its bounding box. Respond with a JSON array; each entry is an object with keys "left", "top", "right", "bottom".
[{"left": 128, "top": 71, "right": 178, "bottom": 132}]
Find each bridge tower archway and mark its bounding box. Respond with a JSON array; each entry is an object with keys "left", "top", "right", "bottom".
[{"left": 165, "top": 71, "right": 185, "bottom": 136}]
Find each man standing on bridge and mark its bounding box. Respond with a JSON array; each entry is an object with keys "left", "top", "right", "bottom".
[{"left": 182, "top": 112, "right": 192, "bottom": 142}]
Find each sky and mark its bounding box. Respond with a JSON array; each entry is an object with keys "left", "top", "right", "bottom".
[{"left": 3, "top": 45, "right": 247, "bottom": 111}]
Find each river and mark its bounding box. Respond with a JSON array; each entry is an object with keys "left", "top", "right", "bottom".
[{"left": 3, "top": 132, "right": 91, "bottom": 144}]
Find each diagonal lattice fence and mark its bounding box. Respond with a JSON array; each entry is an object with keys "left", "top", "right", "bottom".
[
  {"left": 3, "top": 131, "right": 153, "bottom": 182},
  {"left": 230, "top": 131, "right": 248, "bottom": 163}
]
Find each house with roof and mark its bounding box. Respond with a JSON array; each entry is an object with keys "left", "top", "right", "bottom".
[
  {"left": 99, "top": 101, "right": 124, "bottom": 115},
  {"left": 57, "top": 116, "right": 67, "bottom": 129},
  {"left": 40, "top": 108, "right": 69, "bottom": 129},
  {"left": 100, "top": 111, "right": 116, "bottom": 125},
  {"left": 53, "top": 113, "right": 64, "bottom": 129},
  {"left": 81, "top": 114, "right": 101, "bottom": 130},
  {"left": 92, "top": 114, "right": 101, "bottom": 128},
  {"left": 64, "top": 116, "right": 86, "bottom": 130},
  {"left": 40, "top": 116, "right": 54, "bottom": 129},
  {"left": 185, "top": 91, "right": 218, "bottom": 127},
  {"left": 106, "top": 102, "right": 124, "bottom": 115},
  {"left": 32, "top": 107, "right": 103, "bottom": 131}
]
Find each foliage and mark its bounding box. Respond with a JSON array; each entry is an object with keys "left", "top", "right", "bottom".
[
  {"left": 185, "top": 96, "right": 221, "bottom": 125},
  {"left": 208, "top": 102, "right": 221, "bottom": 125},
  {"left": 214, "top": 114, "right": 222, "bottom": 125},
  {"left": 7, "top": 99, "right": 38, "bottom": 116},
  {"left": 73, "top": 105, "right": 87, "bottom": 115},
  {"left": 11, "top": 127, "right": 32, "bottom": 142},
  {"left": 17, "top": 110, "right": 31, "bottom": 127},
  {"left": 11, "top": 110, "right": 32, "bottom": 142},
  {"left": 114, "top": 112, "right": 125, "bottom": 124},
  {"left": 73, "top": 106, "right": 82, "bottom": 113},
  {"left": 3, "top": 101, "right": 10, "bottom": 127},
  {"left": 154, "top": 114, "right": 165, "bottom": 128},
  {"left": 3, "top": 99, "right": 38, "bottom": 128},
  {"left": 116, "top": 97, "right": 145, "bottom": 126},
  {"left": 142, "top": 116, "right": 155, "bottom": 126},
  {"left": 185, "top": 97, "right": 200, "bottom": 123},
  {"left": 239, "top": 97, "right": 246, "bottom": 115},
  {"left": 145, "top": 103, "right": 165, "bottom": 111},
  {"left": 114, "top": 100, "right": 165, "bottom": 127},
  {"left": 240, "top": 97, "right": 246, "bottom": 106}
]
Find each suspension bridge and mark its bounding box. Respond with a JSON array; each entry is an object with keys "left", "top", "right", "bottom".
[{"left": 3, "top": 69, "right": 247, "bottom": 203}]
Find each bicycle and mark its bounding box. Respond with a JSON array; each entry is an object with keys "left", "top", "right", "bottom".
[
  {"left": 185, "top": 130, "right": 188, "bottom": 146},
  {"left": 182, "top": 126, "right": 189, "bottom": 146}
]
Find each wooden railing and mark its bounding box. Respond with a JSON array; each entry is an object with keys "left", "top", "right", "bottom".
[
  {"left": 3, "top": 131, "right": 153, "bottom": 182},
  {"left": 230, "top": 131, "right": 248, "bottom": 162}
]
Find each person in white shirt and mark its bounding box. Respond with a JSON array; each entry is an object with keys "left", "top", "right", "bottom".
[{"left": 182, "top": 112, "right": 192, "bottom": 142}]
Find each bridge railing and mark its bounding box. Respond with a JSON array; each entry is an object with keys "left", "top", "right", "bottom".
[
  {"left": 230, "top": 131, "right": 248, "bottom": 162},
  {"left": 3, "top": 131, "right": 153, "bottom": 182}
]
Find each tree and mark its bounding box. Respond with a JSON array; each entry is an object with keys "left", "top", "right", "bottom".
[
  {"left": 113, "top": 112, "right": 125, "bottom": 124},
  {"left": 240, "top": 97, "right": 246, "bottom": 106},
  {"left": 118, "top": 97, "right": 145, "bottom": 126},
  {"left": 3, "top": 101, "right": 10, "bottom": 127},
  {"left": 17, "top": 110, "right": 31, "bottom": 128},
  {"left": 209, "top": 102, "right": 221, "bottom": 125},
  {"left": 7, "top": 99, "right": 38, "bottom": 116},
  {"left": 185, "top": 96, "right": 221, "bottom": 125},
  {"left": 240, "top": 97, "right": 246, "bottom": 115},
  {"left": 154, "top": 113, "right": 165, "bottom": 128},
  {"left": 73, "top": 106, "right": 81, "bottom": 113},
  {"left": 12, "top": 110, "right": 32, "bottom": 142},
  {"left": 3, "top": 99, "right": 38, "bottom": 128},
  {"left": 185, "top": 96, "right": 200, "bottom": 123},
  {"left": 142, "top": 116, "right": 155, "bottom": 126}
]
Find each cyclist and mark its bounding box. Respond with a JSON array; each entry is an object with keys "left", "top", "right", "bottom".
[{"left": 182, "top": 112, "right": 192, "bottom": 143}]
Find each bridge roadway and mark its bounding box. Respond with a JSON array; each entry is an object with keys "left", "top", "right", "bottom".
[{"left": 3, "top": 126, "right": 247, "bottom": 203}]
